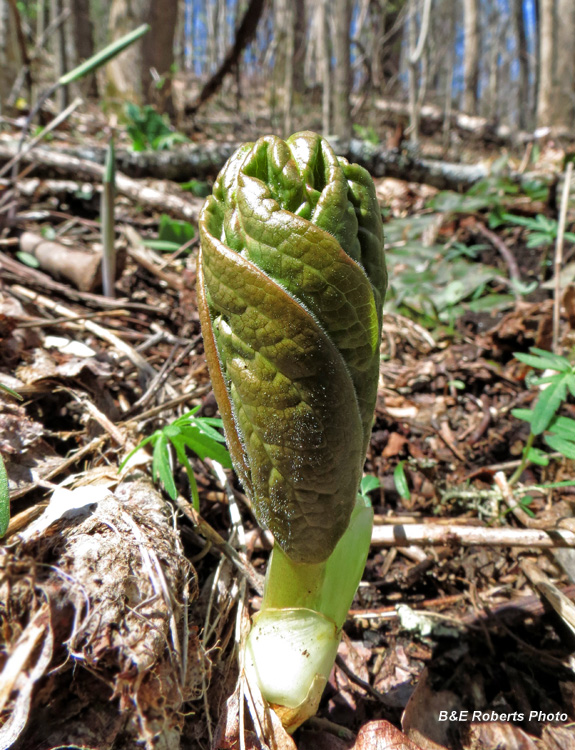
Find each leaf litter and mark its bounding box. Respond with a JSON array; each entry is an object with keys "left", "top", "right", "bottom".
[{"left": 0, "top": 138, "right": 575, "bottom": 750}]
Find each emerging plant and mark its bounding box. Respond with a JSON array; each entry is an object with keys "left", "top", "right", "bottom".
[
  {"left": 0, "top": 383, "right": 23, "bottom": 537},
  {"left": 120, "top": 406, "right": 231, "bottom": 510},
  {"left": 125, "top": 103, "right": 189, "bottom": 152},
  {"left": 197, "top": 131, "right": 386, "bottom": 729},
  {"left": 510, "top": 347, "right": 575, "bottom": 484},
  {"left": 141, "top": 214, "right": 195, "bottom": 253},
  {"left": 101, "top": 138, "right": 116, "bottom": 297}
]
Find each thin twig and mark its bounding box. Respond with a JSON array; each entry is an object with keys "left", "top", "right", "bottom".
[
  {"left": 9, "top": 435, "right": 106, "bottom": 501},
  {"left": 10, "top": 284, "right": 159, "bottom": 381},
  {"left": 371, "top": 523, "right": 575, "bottom": 548},
  {"left": 553, "top": 161, "right": 573, "bottom": 352},
  {"left": 174, "top": 496, "right": 264, "bottom": 595},
  {"left": 0, "top": 98, "right": 83, "bottom": 179},
  {"left": 475, "top": 220, "right": 522, "bottom": 288}
]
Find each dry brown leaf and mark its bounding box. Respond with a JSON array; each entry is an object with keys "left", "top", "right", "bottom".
[
  {"left": 298, "top": 729, "right": 352, "bottom": 750},
  {"left": 402, "top": 669, "right": 456, "bottom": 750},
  {"left": 352, "top": 720, "right": 424, "bottom": 750},
  {"left": 464, "top": 722, "right": 539, "bottom": 750},
  {"left": 541, "top": 725, "right": 575, "bottom": 750},
  {"left": 382, "top": 433, "right": 408, "bottom": 458}
]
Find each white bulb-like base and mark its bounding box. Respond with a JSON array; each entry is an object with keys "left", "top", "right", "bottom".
[{"left": 245, "top": 607, "right": 340, "bottom": 715}]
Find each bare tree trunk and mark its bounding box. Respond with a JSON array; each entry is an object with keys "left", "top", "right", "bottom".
[
  {"left": 145, "top": 0, "right": 178, "bottom": 115},
  {"left": 0, "top": 0, "right": 22, "bottom": 112},
  {"left": 442, "top": 0, "right": 456, "bottom": 151},
  {"left": 72, "top": 0, "right": 97, "bottom": 97},
  {"left": 512, "top": 0, "right": 528, "bottom": 129},
  {"left": 536, "top": 0, "right": 553, "bottom": 127},
  {"left": 283, "top": 1, "right": 294, "bottom": 135},
  {"left": 407, "top": 0, "right": 432, "bottom": 143},
  {"left": 407, "top": 0, "right": 418, "bottom": 141},
  {"left": 51, "top": 0, "right": 69, "bottom": 109},
  {"left": 486, "top": 7, "right": 499, "bottom": 121},
  {"left": 107, "top": 0, "right": 146, "bottom": 103},
  {"left": 187, "top": 0, "right": 266, "bottom": 114},
  {"left": 319, "top": 0, "right": 331, "bottom": 135},
  {"left": 107, "top": 0, "right": 177, "bottom": 114},
  {"left": 216, "top": 0, "right": 227, "bottom": 63},
  {"left": 462, "top": 0, "right": 479, "bottom": 115},
  {"left": 293, "top": 0, "right": 306, "bottom": 95},
  {"left": 333, "top": 0, "right": 352, "bottom": 140},
  {"left": 555, "top": 0, "right": 575, "bottom": 128}
]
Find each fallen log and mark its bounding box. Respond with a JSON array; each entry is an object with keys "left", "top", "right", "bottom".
[
  {"left": 0, "top": 144, "right": 205, "bottom": 221},
  {"left": 0, "top": 138, "right": 495, "bottom": 192},
  {"left": 361, "top": 96, "right": 534, "bottom": 144}
]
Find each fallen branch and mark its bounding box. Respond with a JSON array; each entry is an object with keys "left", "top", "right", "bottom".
[
  {"left": 475, "top": 221, "right": 522, "bottom": 287},
  {"left": 363, "top": 95, "right": 540, "bottom": 145},
  {"left": 0, "top": 139, "right": 506, "bottom": 192},
  {"left": 0, "top": 144, "right": 204, "bottom": 221},
  {"left": 19, "top": 231, "right": 105, "bottom": 292},
  {"left": 187, "top": 0, "right": 267, "bottom": 114},
  {"left": 371, "top": 523, "right": 575, "bottom": 548}
]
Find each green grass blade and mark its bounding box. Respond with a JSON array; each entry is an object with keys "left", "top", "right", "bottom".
[
  {"left": 0, "top": 383, "right": 23, "bottom": 400},
  {"left": 393, "top": 461, "right": 410, "bottom": 500},
  {"left": 0, "top": 454, "right": 9, "bottom": 537},
  {"left": 153, "top": 434, "right": 177, "bottom": 499},
  {"left": 173, "top": 441, "right": 200, "bottom": 511},
  {"left": 101, "top": 137, "right": 116, "bottom": 298},
  {"left": 118, "top": 432, "right": 160, "bottom": 471}
]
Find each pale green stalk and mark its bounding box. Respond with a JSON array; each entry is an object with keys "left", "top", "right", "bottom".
[
  {"left": 245, "top": 495, "right": 373, "bottom": 729},
  {"left": 101, "top": 138, "right": 116, "bottom": 298}
]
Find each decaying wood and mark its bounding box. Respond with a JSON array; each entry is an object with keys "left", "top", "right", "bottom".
[
  {"left": 0, "top": 138, "right": 504, "bottom": 192},
  {"left": 354, "top": 96, "right": 542, "bottom": 144},
  {"left": 0, "top": 144, "right": 204, "bottom": 221},
  {"left": 20, "top": 231, "right": 107, "bottom": 292},
  {"left": 1, "top": 478, "right": 204, "bottom": 750}
]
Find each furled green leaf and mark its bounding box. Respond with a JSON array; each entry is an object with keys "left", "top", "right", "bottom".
[
  {"left": 59, "top": 24, "right": 150, "bottom": 85},
  {"left": 198, "top": 131, "right": 386, "bottom": 563}
]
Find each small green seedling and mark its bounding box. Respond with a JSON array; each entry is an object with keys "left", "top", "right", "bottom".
[
  {"left": 141, "top": 214, "right": 195, "bottom": 253},
  {"left": 0, "top": 383, "right": 23, "bottom": 537},
  {"left": 120, "top": 406, "right": 231, "bottom": 510},
  {"left": 394, "top": 461, "right": 411, "bottom": 500},
  {"left": 360, "top": 474, "right": 381, "bottom": 503},
  {"left": 125, "top": 103, "right": 189, "bottom": 152},
  {"left": 494, "top": 212, "right": 575, "bottom": 249},
  {"left": 510, "top": 347, "right": 575, "bottom": 484}
]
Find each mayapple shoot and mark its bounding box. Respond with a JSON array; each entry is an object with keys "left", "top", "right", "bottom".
[{"left": 198, "top": 131, "right": 386, "bottom": 730}]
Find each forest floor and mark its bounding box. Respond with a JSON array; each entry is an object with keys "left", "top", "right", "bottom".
[{"left": 1, "top": 104, "right": 575, "bottom": 750}]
